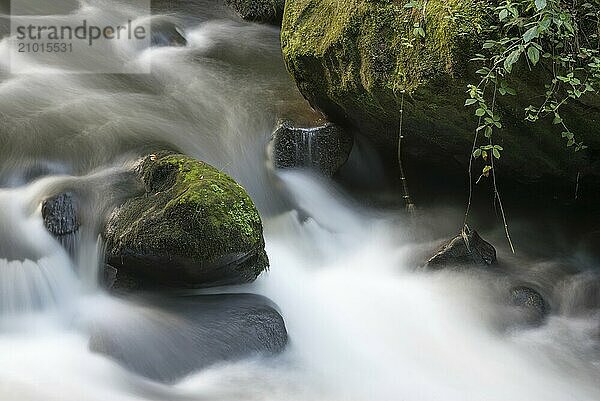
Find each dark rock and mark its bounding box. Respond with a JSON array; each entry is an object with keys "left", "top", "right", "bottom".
[
  {"left": 41, "top": 192, "right": 80, "bottom": 255},
  {"left": 225, "top": 0, "right": 285, "bottom": 25},
  {"left": 270, "top": 120, "right": 353, "bottom": 176},
  {"left": 510, "top": 286, "right": 549, "bottom": 325},
  {"left": 101, "top": 264, "right": 142, "bottom": 293},
  {"left": 426, "top": 227, "right": 496, "bottom": 268},
  {"left": 103, "top": 151, "right": 268, "bottom": 290},
  {"left": 89, "top": 293, "right": 288, "bottom": 383},
  {"left": 150, "top": 18, "right": 187, "bottom": 47}
]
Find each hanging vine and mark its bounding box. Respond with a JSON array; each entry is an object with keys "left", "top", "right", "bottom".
[
  {"left": 463, "top": 0, "right": 600, "bottom": 251},
  {"left": 397, "top": 91, "right": 416, "bottom": 214}
]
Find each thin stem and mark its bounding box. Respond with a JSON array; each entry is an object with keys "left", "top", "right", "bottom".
[
  {"left": 464, "top": 92, "right": 487, "bottom": 228},
  {"left": 397, "top": 91, "right": 416, "bottom": 214},
  {"left": 488, "top": 80, "right": 515, "bottom": 254}
]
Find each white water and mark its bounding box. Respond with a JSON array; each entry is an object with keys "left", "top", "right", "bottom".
[{"left": 1, "top": 1, "right": 599, "bottom": 400}]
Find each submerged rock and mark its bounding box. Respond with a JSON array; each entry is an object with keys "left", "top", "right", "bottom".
[
  {"left": 509, "top": 286, "right": 549, "bottom": 325},
  {"left": 270, "top": 120, "right": 353, "bottom": 176},
  {"left": 41, "top": 192, "right": 80, "bottom": 255},
  {"left": 426, "top": 228, "right": 496, "bottom": 268},
  {"left": 103, "top": 151, "right": 268, "bottom": 289},
  {"left": 150, "top": 18, "right": 187, "bottom": 47},
  {"left": 89, "top": 293, "right": 288, "bottom": 383},
  {"left": 225, "top": 0, "right": 285, "bottom": 25}
]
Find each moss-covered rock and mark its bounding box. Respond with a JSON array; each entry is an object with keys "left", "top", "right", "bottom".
[
  {"left": 225, "top": 0, "right": 285, "bottom": 25},
  {"left": 103, "top": 151, "right": 268, "bottom": 289},
  {"left": 281, "top": 0, "right": 600, "bottom": 200}
]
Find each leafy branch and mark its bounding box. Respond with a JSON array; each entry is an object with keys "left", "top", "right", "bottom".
[{"left": 463, "top": 0, "right": 600, "bottom": 251}]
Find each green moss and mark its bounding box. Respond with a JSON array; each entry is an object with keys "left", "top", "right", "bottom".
[
  {"left": 282, "top": 0, "right": 484, "bottom": 112},
  {"left": 104, "top": 151, "right": 268, "bottom": 286},
  {"left": 281, "top": 0, "right": 600, "bottom": 191}
]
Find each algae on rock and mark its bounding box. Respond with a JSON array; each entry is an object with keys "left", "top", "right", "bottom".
[
  {"left": 103, "top": 151, "right": 268, "bottom": 289},
  {"left": 281, "top": 0, "right": 600, "bottom": 200}
]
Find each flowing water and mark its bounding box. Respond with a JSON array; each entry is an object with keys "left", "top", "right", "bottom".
[{"left": 1, "top": 1, "right": 599, "bottom": 400}]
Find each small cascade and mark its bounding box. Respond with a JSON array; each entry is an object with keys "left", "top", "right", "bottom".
[
  {"left": 301, "top": 127, "right": 316, "bottom": 167},
  {"left": 0, "top": 254, "right": 78, "bottom": 315},
  {"left": 271, "top": 121, "right": 353, "bottom": 177},
  {"left": 0, "top": 185, "right": 79, "bottom": 316}
]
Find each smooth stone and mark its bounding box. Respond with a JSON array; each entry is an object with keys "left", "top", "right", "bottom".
[
  {"left": 89, "top": 293, "right": 288, "bottom": 383},
  {"left": 509, "top": 286, "right": 549, "bottom": 325},
  {"left": 151, "top": 18, "right": 187, "bottom": 47}
]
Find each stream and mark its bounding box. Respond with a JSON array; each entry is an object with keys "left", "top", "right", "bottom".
[{"left": 0, "top": 1, "right": 599, "bottom": 400}]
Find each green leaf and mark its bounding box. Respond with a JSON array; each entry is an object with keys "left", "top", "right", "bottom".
[
  {"left": 475, "top": 108, "right": 486, "bottom": 116},
  {"left": 473, "top": 149, "right": 482, "bottom": 158},
  {"left": 499, "top": 9, "right": 508, "bottom": 21},
  {"left": 527, "top": 46, "right": 540, "bottom": 65},
  {"left": 484, "top": 126, "right": 493, "bottom": 138},
  {"left": 504, "top": 49, "right": 521, "bottom": 73},
  {"left": 464, "top": 99, "right": 478, "bottom": 106},
  {"left": 414, "top": 27, "right": 426, "bottom": 38},
  {"left": 535, "top": 0, "right": 546, "bottom": 10},
  {"left": 553, "top": 113, "right": 562, "bottom": 124},
  {"left": 523, "top": 27, "right": 538, "bottom": 43},
  {"left": 493, "top": 148, "right": 501, "bottom": 159}
]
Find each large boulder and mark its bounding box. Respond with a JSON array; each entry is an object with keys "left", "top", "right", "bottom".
[
  {"left": 103, "top": 151, "right": 268, "bottom": 289},
  {"left": 89, "top": 293, "right": 288, "bottom": 383},
  {"left": 225, "top": 0, "right": 285, "bottom": 25},
  {"left": 270, "top": 120, "right": 353, "bottom": 176},
  {"left": 281, "top": 0, "right": 600, "bottom": 201}
]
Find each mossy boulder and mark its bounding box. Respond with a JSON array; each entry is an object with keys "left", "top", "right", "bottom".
[
  {"left": 225, "top": 0, "right": 285, "bottom": 25},
  {"left": 281, "top": 0, "right": 600, "bottom": 200},
  {"left": 103, "top": 151, "right": 268, "bottom": 289}
]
